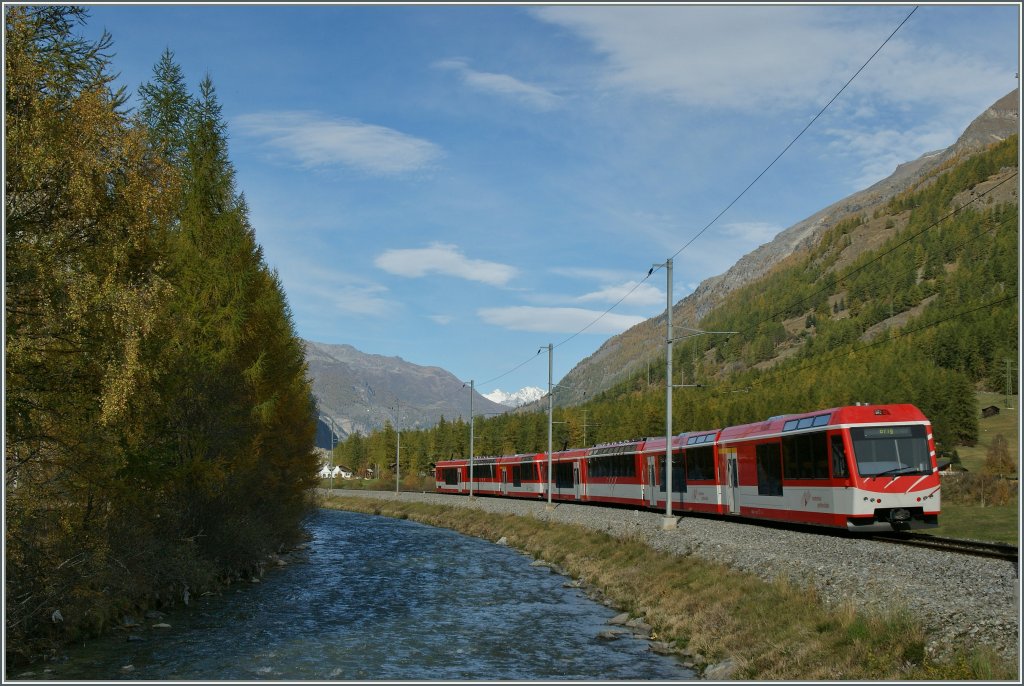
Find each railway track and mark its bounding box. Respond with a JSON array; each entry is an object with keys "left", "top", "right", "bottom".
[{"left": 871, "top": 532, "right": 1019, "bottom": 563}]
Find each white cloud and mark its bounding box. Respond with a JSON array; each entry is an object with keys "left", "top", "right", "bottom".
[
  {"left": 478, "top": 306, "right": 646, "bottom": 334},
  {"left": 532, "top": 6, "right": 1010, "bottom": 114},
  {"left": 720, "top": 222, "right": 784, "bottom": 245},
  {"left": 549, "top": 266, "right": 635, "bottom": 282},
  {"left": 328, "top": 284, "right": 395, "bottom": 316},
  {"left": 532, "top": 6, "right": 868, "bottom": 110},
  {"left": 233, "top": 111, "right": 442, "bottom": 175},
  {"left": 428, "top": 314, "right": 454, "bottom": 325},
  {"left": 824, "top": 125, "right": 956, "bottom": 189},
  {"left": 374, "top": 243, "right": 518, "bottom": 286},
  {"left": 279, "top": 262, "right": 397, "bottom": 317},
  {"left": 577, "top": 280, "right": 664, "bottom": 307},
  {"left": 434, "top": 58, "right": 562, "bottom": 110}
]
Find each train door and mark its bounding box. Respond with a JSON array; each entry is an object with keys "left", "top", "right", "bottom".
[
  {"left": 573, "top": 461, "right": 581, "bottom": 500},
  {"left": 647, "top": 456, "right": 658, "bottom": 507},
  {"left": 501, "top": 467, "right": 509, "bottom": 495},
  {"left": 723, "top": 448, "right": 739, "bottom": 514}
]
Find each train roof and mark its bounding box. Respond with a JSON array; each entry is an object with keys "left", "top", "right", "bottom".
[
  {"left": 434, "top": 405, "right": 929, "bottom": 466},
  {"left": 640, "top": 429, "right": 721, "bottom": 454},
  {"left": 587, "top": 439, "right": 644, "bottom": 457},
  {"left": 718, "top": 403, "right": 928, "bottom": 442}
]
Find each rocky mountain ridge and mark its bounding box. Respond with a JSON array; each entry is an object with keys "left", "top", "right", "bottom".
[{"left": 306, "top": 340, "right": 508, "bottom": 446}]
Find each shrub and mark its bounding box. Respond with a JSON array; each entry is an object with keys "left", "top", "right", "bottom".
[{"left": 941, "top": 472, "right": 1017, "bottom": 507}]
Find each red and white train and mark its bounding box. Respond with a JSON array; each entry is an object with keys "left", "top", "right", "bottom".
[{"left": 435, "top": 403, "right": 940, "bottom": 531}]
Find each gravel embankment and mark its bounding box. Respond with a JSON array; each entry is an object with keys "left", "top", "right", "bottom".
[{"left": 326, "top": 489, "right": 1020, "bottom": 664}]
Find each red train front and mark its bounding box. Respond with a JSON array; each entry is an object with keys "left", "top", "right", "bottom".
[
  {"left": 434, "top": 403, "right": 940, "bottom": 532},
  {"left": 716, "top": 403, "right": 939, "bottom": 531}
]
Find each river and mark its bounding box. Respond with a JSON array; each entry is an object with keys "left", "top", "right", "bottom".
[{"left": 31, "top": 508, "right": 694, "bottom": 680}]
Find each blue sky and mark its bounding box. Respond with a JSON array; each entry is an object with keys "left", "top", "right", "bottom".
[{"left": 80, "top": 3, "right": 1019, "bottom": 397}]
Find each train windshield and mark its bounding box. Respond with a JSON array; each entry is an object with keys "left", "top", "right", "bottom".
[{"left": 849, "top": 425, "right": 930, "bottom": 477}]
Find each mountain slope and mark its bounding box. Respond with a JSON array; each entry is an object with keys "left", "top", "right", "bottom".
[
  {"left": 306, "top": 340, "right": 509, "bottom": 445},
  {"left": 557, "top": 89, "right": 1020, "bottom": 405}
]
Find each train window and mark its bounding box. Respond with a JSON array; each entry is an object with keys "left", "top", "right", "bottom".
[
  {"left": 589, "top": 453, "right": 636, "bottom": 478},
  {"left": 830, "top": 435, "right": 848, "bottom": 478},
  {"left": 797, "top": 417, "right": 814, "bottom": 429},
  {"left": 850, "top": 425, "right": 929, "bottom": 477},
  {"left": 658, "top": 453, "right": 686, "bottom": 492},
  {"left": 813, "top": 414, "right": 831, "bottom": 427},
  {"left": 512, "top": 465, "right": 522, "bottom": 487},
  {"left": 782, "top": 432, "right": 828, "bottom": 480},
  {"left": 756, "top": 443, "right": 783, "bottom": 496},
  {"left": 443, "top": 468, "right": 459, "bottom": 486},
  {"left": 686, "top": 446, "right": 715, "bottom": 481},
  {"left": 555, "top": 462, "right": 574, "bottom": 488},
  {"left": 783, "top": 419, "right": 799, "bottom": 431}
]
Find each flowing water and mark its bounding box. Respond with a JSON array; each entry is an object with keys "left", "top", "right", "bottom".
[{"left": 31, "top": 509, "right": 694, "bottom": 681}]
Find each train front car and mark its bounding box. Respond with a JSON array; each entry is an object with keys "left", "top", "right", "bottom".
[
  {"left": 836, "top": 404, "right": 940, "bottom": 531},
  {"left": 718, "top": 404, "right": 940, "bottom": 531}
]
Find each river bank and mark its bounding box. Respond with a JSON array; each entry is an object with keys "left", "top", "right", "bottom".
[{"left": 320, "top": 489, "right": 1018, "bottom": 681}]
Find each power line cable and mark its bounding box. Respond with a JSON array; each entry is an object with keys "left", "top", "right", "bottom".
[
  {"left": 553, "top": 273, "right": 658, "bottom": 350},
  {"left": 667, "top": 6, "right": 919, "bottom": 263},
  {"left": 431, "top": 6, "right": 920, "bottom": 396},
  {"left": 479, "top": 348, "right": 544, "bottom": 387},
  {"left": 547, "top": 6, "right": 918, "bottom": 354},
  {"left": 520, "top": 5, "right": 921, "bottom": 376}
]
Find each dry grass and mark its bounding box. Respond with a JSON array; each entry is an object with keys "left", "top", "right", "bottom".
[{"left": 322, "top": 495, "right": 1016, "bottom": 681}]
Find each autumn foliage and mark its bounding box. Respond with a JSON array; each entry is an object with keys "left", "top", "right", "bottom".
[{"left": 5, "top": 6, "right": 317, "bottom": 663}]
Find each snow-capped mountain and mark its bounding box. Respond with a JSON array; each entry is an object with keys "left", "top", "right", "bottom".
[{"left": 484, "top": 387, "right": 545, "bottom": 408}]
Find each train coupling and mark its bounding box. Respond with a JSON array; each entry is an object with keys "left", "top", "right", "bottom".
[
  {"left": 888, "top": 508, "right": 912, "bottom": 526},
  {"left": 847, "top": 507, "right": 937, "bottom": 532}
]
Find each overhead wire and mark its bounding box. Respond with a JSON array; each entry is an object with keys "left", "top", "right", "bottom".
[
  {"left": 559, "top": 6, "right": 918, "bottom": 348},
  {"left": 475, "top": 5, "right": 922, "bottom": 390},
  {"left": 666, "top": 5, "right": 920, "bottom": 263}
]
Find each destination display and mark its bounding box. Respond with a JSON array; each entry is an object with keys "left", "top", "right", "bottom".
[{"left": 860, "top": 426, "right": 915, "bottom": 439}]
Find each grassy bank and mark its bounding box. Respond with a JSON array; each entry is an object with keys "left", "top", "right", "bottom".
[
  {"left": 931, "top": 499, "right": 1019, "bottom": 544},
  {"left": 935, "top": 392, "right": 1019, "bottom": 544},
  {"left": 958, "top": 392, "right": 1019, "bottom": 473},
  {"left": 322, "top": 494, "right": 1015, "bottom": 681}
]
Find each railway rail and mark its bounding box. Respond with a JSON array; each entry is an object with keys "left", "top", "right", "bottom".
[{"left": 871, "top": 532, "right": 1019, "bottom": 563}]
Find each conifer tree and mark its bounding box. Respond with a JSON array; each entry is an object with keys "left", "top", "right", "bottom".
[
  {"left": 138, "top": 47, "right": 191, "bottom": 167},
  {"left": 5, "top": 5, "right": 176, "bottom": 657}
]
